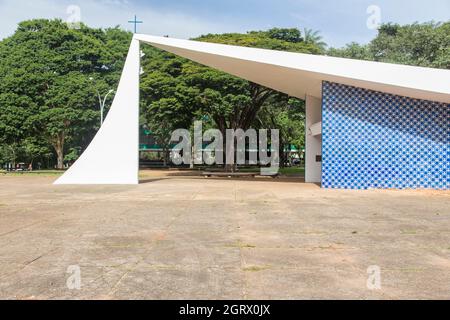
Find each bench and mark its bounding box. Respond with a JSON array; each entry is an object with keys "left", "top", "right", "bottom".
[{"left": 202, "top": 172, "right": 279, "bottom": 178}]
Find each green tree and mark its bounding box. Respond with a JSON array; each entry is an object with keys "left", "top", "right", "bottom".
[
  {"left": 369, "top": 22, "right": 450, "bottom": 68},
  {"left": 328, "top": 21, "right": 450, "bottom": 69},
  {"left": 303, "top": 28, "right": 327, "bottom": 52},
  {"left": 141, "top": 28, "right": 322, "bottom": 171},
  {"left": 21, "top": 137, "right": 52, "bottom": 168},
  {"left": 196, "top": 28, "right": 321, "bottom": 53},
  {"left": 0, "top": 143, "right": 19, "bottom": 168},
  {"left": 140, "top": 48, "right": 199, "bottom": 164},
  {"left": 266, "top": 28, "right": 302, "bottom": 43},
  {"left": 327, "top": 42, "right": 370, "bottom": 60},
  {"left": 257, "top": 97, "right": 306, "bottom": 167},
  {"left": 0, "top": 19, "right": 131, "bottom": 169}
]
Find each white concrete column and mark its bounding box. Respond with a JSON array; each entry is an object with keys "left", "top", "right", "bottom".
[
  {"left": 305, "top": 95, "right": 322, "bottom": 183},
  {"left": 55, "top": 38, "right": 141, "bottom": 185}
]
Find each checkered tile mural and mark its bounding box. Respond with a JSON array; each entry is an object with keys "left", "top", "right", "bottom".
[{"left": 322, "top": 81, "right": 449, "bottom": 190}]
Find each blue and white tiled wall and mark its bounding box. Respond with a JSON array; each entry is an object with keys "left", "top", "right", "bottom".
[{"left": 322, "top": 81, "right": 449, "bottom": 190}]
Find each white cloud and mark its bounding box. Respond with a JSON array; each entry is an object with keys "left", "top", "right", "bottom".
[{"left": 0, "top": 0, "right": 230, "bottom": 40}]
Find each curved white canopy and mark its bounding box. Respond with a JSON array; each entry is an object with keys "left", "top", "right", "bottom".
[
  {"left": 55, "top": 35, "right": 450, "bottom": 185},
  {"left": 135, "top": 34, "right": 450, "bottom": 104}
]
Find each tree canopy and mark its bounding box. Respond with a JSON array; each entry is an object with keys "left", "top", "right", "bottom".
[
  {"left": 328, "top": 21, "right": 450, "bottom": 69},
  {"left": 140, "top": 28, "right": 316, "bottom": 169}
]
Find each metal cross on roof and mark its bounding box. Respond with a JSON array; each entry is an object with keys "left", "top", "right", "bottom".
[{"left": 128, "top": 15, "right": 143, "bottom": 33}]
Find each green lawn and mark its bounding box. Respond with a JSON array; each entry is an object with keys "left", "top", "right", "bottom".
[
  {"left": 279, "top": 167, "right": 305, "bottom": 176},
  {"left": 1, "top": 170, "right": 63, "bottom": 177},
  {"left": 238, "top": 167, "right": 305, "bottom": 176},
  {"left": 1, "top": 167, "right": 305, "bottom": 178}
]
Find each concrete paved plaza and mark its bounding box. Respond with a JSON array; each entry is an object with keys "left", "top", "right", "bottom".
[{"left": 0, "top": 172, "right": 449, "bottom": 299}]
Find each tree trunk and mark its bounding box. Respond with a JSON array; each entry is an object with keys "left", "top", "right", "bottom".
[
  {"left": 10, "top": 147, "right": 16, "bottom": 169},
  {"left": 279, "top": 134, "right": 287, "bottom": 169},
  {"left": 56, "top": 148, "right": 64, "bottom": 170},
  {"left": 163, "top": 147, "right": 168, "bottom": 167},
  {"left": 53, "top": 133, "right": 65, "bottom": 170},
  {"left": 212, "top": 85, "right": 275, "bottom": 173},
  {"left": 190, "top": 146, "right": 195, "bottom": 169}
]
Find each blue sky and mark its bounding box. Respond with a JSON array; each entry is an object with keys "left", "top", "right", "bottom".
[{"left": 0, "top": 0, "right": 448, "bottom": 47}]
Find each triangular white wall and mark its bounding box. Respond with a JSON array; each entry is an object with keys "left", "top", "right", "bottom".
[{"left": 54, "top": 39, "right": 140, "bottom": 185}]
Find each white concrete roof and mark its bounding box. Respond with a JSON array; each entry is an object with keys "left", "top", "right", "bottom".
[{"left": 135, "top": 34, "right": 450, "bottom": 104}]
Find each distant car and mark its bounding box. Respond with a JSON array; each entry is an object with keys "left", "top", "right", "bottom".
[
  {"left": 15, "top": 163, "right": 29, "bottom": 172},
  {"left": 292, "top": 159, "right": 301, "bottom": 166}
]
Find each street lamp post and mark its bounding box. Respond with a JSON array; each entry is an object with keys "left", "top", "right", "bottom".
[
  {"left": 89, "top": 77, "right": 114, "bottom": 126},
  {"left": 99, "top": 89, "right": 114, "bottom": 126}
]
